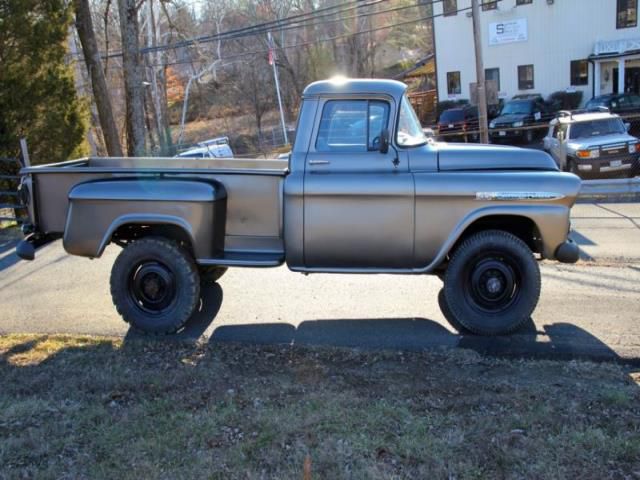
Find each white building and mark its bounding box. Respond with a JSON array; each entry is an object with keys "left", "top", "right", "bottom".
[{"left": 432, "top": 0, "right": 640, "bottom": 105}]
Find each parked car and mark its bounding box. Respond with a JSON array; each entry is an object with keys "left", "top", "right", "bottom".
[
  {"left": 489, "top": 96, "right": 554, "bottom": 144},
  {"left": 543, "top": 109, "right": 640, "bottom": 178},
  {"left": 176, "top": 136, "right": 234, "bottom": 159},
  {"left": 16, "top": 78, "right": 581, "bottom": 337},
  {"left": 586, "top": 93, "right": 640, "bottom": 116},
  {"left": 437, "top": 105, "right": 479, "bottom": 142}
]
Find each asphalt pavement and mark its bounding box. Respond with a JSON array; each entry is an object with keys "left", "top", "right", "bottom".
[{"left": 1, "top": 203, "right": 639, "bottom": 362}]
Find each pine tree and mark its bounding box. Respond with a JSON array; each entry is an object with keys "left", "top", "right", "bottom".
[{"left": 0, "top": 0, "right": 88, "bottom": 165}]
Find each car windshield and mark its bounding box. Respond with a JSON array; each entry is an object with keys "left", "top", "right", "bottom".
[
  {"left": 500, "top": 100, "right": 533, "bottom": 115},
  {"left": 569, "top": 118, "right": 626, "bottom": 139},
  {"left": 397, "top": 95, "right": 427, "bottom": 147},
  {"left": 586, "top": 98, "right": 610, "bottom": 109},
  {"left": 177, "top": 151, "right": 205, "bottom": 158},
  {"left": 439, "top": 109, "right": 464, "bottom": 123}
]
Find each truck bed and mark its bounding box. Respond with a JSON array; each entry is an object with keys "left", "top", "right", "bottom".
[{"left": 23, "top": 156, "right": 289, "bottom": 259}]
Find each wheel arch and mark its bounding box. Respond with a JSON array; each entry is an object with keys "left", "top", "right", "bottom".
[
  {"left": 424, "top": 205, "right": 568, "bottom": 274},
  {"left": 99, "top": 215, "right": 197, "bottom": 256},
  {"left": 451, "top": 214, "right": 542, "bottom": 257}
]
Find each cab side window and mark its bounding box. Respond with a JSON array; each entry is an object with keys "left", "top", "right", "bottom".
[{"left": 316, "top": 100, "right": 389, "bottom": 152}]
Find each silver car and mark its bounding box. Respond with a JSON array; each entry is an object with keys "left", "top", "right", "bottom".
[{"left": 543, "top": 110, "right": 640, "bottom": 178}]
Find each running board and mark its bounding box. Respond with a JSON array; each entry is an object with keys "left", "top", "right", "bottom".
[{"left": 197, "top": 251, "right": 284, "bottom": 268}]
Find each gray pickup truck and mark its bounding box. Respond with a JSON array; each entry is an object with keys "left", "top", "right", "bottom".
[{"left": 16, "top": 78, "right": 581, "bottom": 336}]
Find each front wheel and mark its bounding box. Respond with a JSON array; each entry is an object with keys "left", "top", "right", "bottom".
[
  {"left": 443, "top": 230, "right": 541, "bottom": 336},
  {"left": 110, "top": 237, "right": 200, "bottom": 334}
]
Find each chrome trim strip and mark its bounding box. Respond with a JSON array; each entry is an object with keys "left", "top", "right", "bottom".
[{"left": 475, "top": 191, "right": 565, "bottom": 201}]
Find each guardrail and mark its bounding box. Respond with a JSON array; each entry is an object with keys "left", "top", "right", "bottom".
[
  {"left": 578, "top": 177, "right": 640, "bottom": 202},
  {"left": 0, "top": 157, "right": 25, "bottom": 223}
]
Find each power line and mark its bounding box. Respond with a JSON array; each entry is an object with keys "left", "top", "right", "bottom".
[
  {"left": 151, "top": 2, "right": 466, "bottom": 68},
  {"left": 107, "top": 0, "right": 448, "bottom": 59},
  {"left": 107, "top": 0, "right": 394, "bottom": 58}
]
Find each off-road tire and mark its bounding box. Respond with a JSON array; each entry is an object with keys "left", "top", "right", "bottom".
[
  {"left": 199, "top": 266, "right": 228, "bottom": 285},
  {"left": 110, "top": 237, "right": 200, "bottom": 334},
  {"left": 437, "top": 288, "right": 469, "bottom": 334},
  {"left": 443, "top": 230, "right": 541, "bottom": 336}
]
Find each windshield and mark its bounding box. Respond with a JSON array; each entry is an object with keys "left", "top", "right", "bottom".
[
  {"left": 397, "top": 95, "right": 427, "bottom": 147},
  {"left": 586, "top": 98, "right": 610, "bottom": 109},
  {"left": 500, "top": 100, "right": 533, "bottom": 115},
  {"left": 439, "top": 109, "right": 464, "bottom": 123},
  {"left": 569, "top": 118, "right": 626, "bottom": 139}
]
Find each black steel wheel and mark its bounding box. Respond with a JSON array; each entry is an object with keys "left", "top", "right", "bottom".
[
  {"left": 110, "top": 237, "right": 200, "bottom": 334},
  {"left": 443, "top": 230, "right": 540, "bottom": 336}
]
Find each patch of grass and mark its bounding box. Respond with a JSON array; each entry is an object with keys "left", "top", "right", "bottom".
[{"left": 1, "top": 335, "right": 639, "bottom": 479}]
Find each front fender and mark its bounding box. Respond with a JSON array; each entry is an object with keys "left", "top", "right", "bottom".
[
  {"left": 417, "top": 204, "right": 571, "bottom": 273},
  {"left": 63, "top": 178, "right": 226, "bottom": 258}
]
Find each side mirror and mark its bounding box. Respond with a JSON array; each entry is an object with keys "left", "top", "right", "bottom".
[
  {"left": 625, "top": 122, "right": 631, "bottom": 132},
  {"left": 379, "top": 128, "right": 390, "bottom": 154}
]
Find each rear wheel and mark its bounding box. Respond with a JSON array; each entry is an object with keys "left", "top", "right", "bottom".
[
  {"left": 442, "top": 230, "right": 540, "bottom": 336},
  {"left": 110, "top": 237, "right": 200, "bottom": 334}
]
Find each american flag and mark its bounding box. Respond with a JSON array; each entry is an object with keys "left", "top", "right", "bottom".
[{"left": 267, "top": 32, "right": 277, "bottom": 66}]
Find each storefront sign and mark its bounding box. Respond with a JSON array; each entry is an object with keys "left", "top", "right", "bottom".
[{"left": 489, "top": 19, "right": 528, "bottom": 46}]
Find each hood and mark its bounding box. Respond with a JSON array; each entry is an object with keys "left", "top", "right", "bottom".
[
  {"left": 437, "top": 143, "right": 559, "bottom": 172},
  {"left": 492, "top": 113, "right": 530, "bottom": 125},
  {"left": 566, "top": 133, "right": 637, "bottom": 151}
]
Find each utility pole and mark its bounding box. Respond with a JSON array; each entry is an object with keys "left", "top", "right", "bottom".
[
  {"left": 267, "top": 32, "right": 289, "bottom": 146},
  {"left": 471, "top": 0, "right": 489, "bottom": 144}
]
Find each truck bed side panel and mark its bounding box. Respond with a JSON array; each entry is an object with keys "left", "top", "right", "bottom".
[{"left": 27, "top": 157, "right": 286, "bottom": 258}]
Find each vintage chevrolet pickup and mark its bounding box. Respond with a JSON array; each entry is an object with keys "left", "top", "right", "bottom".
[{"left": 16, "top": 78, "right": 581, "bottom": 336}]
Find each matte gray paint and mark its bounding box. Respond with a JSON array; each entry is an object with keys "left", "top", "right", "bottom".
[{"left": 21, "top": 78, "right": 581, "bottom": 274}]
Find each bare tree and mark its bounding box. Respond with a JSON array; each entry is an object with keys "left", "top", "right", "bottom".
[
  {"left": 117, "top": 0, "right": 146, "bottom": 156},
  {"left": 74, "top": 0, "right": 123, "bottom": 156}
]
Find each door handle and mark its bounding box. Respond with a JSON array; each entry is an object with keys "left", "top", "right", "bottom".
[{"left": 308, "top": 160, "right": 330, "bottom": 165}]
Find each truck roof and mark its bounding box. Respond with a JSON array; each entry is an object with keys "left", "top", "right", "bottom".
[
  {"left": 552, "top": 112, "right": 619, "bottom": 125},
  {"left": 302, "top": 77, "right": 407, "bottom": 99}
]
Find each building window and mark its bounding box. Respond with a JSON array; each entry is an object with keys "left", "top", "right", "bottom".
[
  {"left": 485, "top": 68, "right": 500, "bottom": 92},
  {"left": 617, "top": 0, "right": 638, "bottom": 28},
  {"left": 516, "top": 0, "right": 533, "bottom": 5},
  {"left": 447, "top": 71, "right": 461, "bottom": 95},
  {"left": 482, "top": 1, "right": 498, "bottom": 11},
  {"left": 518, "top": 65, "right": 534, "bottom": 90},
  {"left": 570, "top": 60, "right": 589, "bottom": 86},
  {"left": 443, "top": 0, "right": 457, "bottom": 16}
]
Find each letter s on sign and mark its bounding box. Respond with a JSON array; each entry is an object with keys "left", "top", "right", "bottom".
[{"left": 497, "top": 24, "right": 505, "bottom": 35}]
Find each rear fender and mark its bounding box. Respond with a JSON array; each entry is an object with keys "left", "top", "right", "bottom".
[{"left": 62, "top": 178, "right": 226, "bottom": 258}]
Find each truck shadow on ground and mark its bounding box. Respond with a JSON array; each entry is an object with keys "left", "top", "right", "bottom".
[
  {"left": 121, "top": 284, "right": 633, "bottom": 364},
  {"left": 207, "top": 317, "right": 631, "bottom": 364}
]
